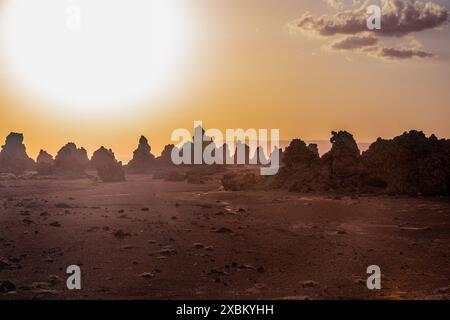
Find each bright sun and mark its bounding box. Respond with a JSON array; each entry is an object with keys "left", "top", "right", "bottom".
[{"left": 0, "top": 0, "right": 190, "bottom": 114}]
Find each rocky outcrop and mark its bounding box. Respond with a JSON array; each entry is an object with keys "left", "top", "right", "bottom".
[
  {"left": 127, "top": 136, "right": 155, "bottom": 173},
  {"left": 275, "top": 139, "right": 323, "bottom": 192},
  {"left": 274, "top": 131, "right": 360, "bottom": 192},
  {"left": 361, "top": 130, "right": 450, "bottom": 195},
  {"left": 273, "top": 130, "right": 449, "bottom": 195},
  {"left": 54, "top": 143, "right": 89, "bottom": 177},
  {"left": 91, "top": 147, "right": 125, "bottom": 182},
  {"left": 155, "top": 144, "right": 176, "bottom": 167},
  {"left": 0, "top": 133, "right": 35, "bottom": 174},
  {"left": 321, "top": 131, "right": 361, "bottom": 192},
  {"left": 36, "top": 150, "right": 54, "bottom": 175}
]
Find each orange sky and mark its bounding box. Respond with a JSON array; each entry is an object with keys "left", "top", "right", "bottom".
[{"left": 0, "top": 0, "right": 449, "bottom": 162}]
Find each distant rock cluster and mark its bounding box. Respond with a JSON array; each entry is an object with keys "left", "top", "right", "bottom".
[
  {"left": 275, "top": 130, "right": 450, "bottom": 195},
  {"left": 0, "top": 133, "right": 125, "bottom": 182},
  {"left": 0, "top": 130, "right": 449, "bottom": 194},
  {"left": 360, "top": 131, "right": 450, "bottom": 195}
]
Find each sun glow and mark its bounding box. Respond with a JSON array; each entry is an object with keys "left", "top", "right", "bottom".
[{"left": 0, "top": 0, "right": 191, "bottom": 115}]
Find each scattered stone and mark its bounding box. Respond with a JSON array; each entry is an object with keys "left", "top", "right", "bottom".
[
  {"left": 113, "top": 229, "right": 130, "bottom": 239},
  {"left": 215, "top": 227, "right": 234, "bottom": 234},
  {"left": 139, "top": 272, "right": 154, "bottom": 278},
  {"left": 31, "top": 281, "right": 52, "bottom": 289},
  {"left": 0, "top": 280, "right": 16, "bottom": 293},
  {"left": 22, "top": 218, "right": 36, "bottom": 225},
  {"left": 0, "top": 258, "right": 21, "bottom": 271},
  {"left": 55, "top": 202, "right": 71, "bottom": 208},
  {"left": 156, "top": 247, "right": 177, "bottom": 256},
  {"left": 48, "top": 275, "right": 62, "bottom": 285},
  {"left": 301, "top": 280, "right": 319, "bottom": 288}
]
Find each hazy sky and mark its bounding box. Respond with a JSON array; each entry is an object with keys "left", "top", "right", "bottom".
[{"left": 0, "top": 0, "right": 449, "bottom": 162}]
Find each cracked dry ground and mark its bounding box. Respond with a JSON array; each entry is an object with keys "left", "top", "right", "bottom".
[{"left": 0, "top": 174, "right": 449, "bottom": 299}]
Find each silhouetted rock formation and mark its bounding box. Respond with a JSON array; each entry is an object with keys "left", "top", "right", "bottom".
[
  {"left": 0, "top": 133, "right": 35, "bottom": 174},
  {"left": 54, "top": 143, "right": 89, "bottom": 177},
  {"left": 155, "top": 144, "right": 176, "bottom": 167},
  {"left": 308, "top": 144, "right": 319, "bottom": 158},
  {"left": 275, "top": 139, "right": 323, "bottom": 192},
  {"left": 127, "top": 136, "right": 155, "bottom": 173},
  {"left": 36, "top": 150, "right": 54, "bottom": 175},
  {"left": 91, "top": 147, "right": 125, "bottom": 182},
  {"left": 273, "top": 130, "right": 450, "bottom": 195},
  {"left": 275, "top": 131, "right": 360, "bottom": 192},
  {"left": 361, "top": 130, "right": 450, "bottom": 195},
  {"left": 322, "top": 131, "right": 361, "bottom": 191}
]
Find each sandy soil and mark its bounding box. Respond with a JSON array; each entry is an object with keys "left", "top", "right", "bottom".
[{"left": 0, "top": 174, "right": 449, "bottom": 300}]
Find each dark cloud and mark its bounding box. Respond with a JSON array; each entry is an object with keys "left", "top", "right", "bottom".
[{"left": 331, "top": 34, "right": 378, "bottom": 50}]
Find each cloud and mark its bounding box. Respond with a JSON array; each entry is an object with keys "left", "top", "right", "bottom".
[
  {"left": 324, "top": 0, "right": 345, "bottom": 9},
  {"left": 376, "top": 46, "right": 434, "bottom": 59},
  {"left": 299, "top": 0, "right": 448, "bottom": 37},
  {"left": 329, "top": 34, "right": 435, "bottom": 60},
  {"left": 293, "top": 0, "right": 448, "bottom": 60},
  {"left": 330, "top": 34, "right": 378, "bottom": 50},
  {"left": 323, "top": 0, "right": 364, "bottom": 10}
]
